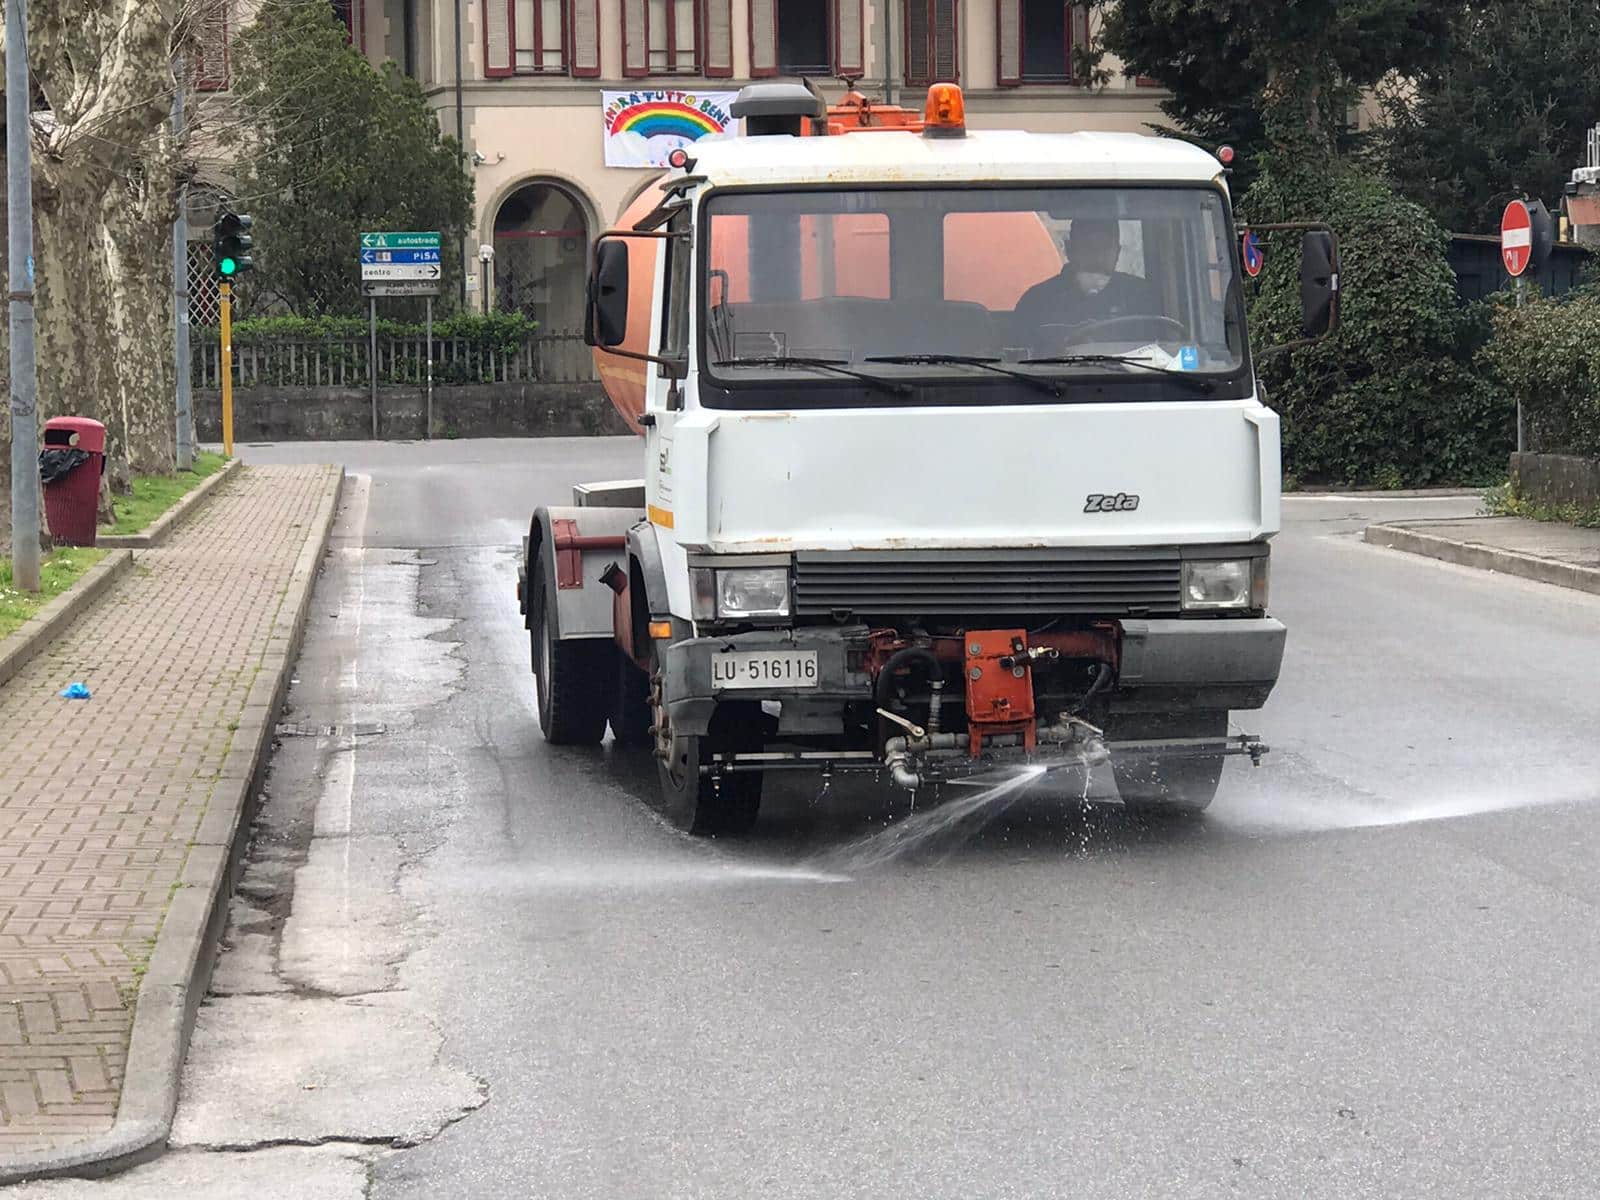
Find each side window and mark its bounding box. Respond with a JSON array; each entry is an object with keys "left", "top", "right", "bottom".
[{"left": 660, "top": 212, "right": 691, "bottom": 359}]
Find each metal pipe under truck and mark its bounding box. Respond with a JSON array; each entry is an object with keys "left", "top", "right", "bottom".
[{"left": 517, "top": 82, "right": 1340, "bottom": 834}]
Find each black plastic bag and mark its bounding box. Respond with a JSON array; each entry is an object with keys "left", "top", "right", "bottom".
[{"left": 39, "top": 448, "right": 91, "bottom": 485}]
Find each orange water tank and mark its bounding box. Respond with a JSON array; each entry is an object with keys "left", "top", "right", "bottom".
[{"left": 592, "top": 183, "right": 666, "bottom": 436}]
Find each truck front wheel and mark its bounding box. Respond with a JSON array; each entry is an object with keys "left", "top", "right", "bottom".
[
  {"left": 1110, "top": 712, "right": 1228, "bottom": 817},
  {"left": 531, "top": 574, "right": 611, "bottom": 746},
  {"left": 650, "top": 650, "right": 763, "bottom": 836}
]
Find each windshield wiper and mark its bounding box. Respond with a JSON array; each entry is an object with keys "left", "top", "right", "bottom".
[
  {"left": 864, "top": 354, "right": 1063, "bottom": 398},
  {"left": 1021, "top": 353, "right": 1218, "bottom": 394},
  {"left": 713, "top": 356, "right": 911, "bottom": 397}
]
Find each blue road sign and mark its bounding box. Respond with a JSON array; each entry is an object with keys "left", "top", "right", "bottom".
[{"left": 360, "top": 248, "right": 442, "bottom": 265}]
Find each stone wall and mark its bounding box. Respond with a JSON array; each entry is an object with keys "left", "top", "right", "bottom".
[
  {"left": 1511, "top": 452, "right": 1600, "bottom": 508},
  {"left": 194, "top": 382, "right": 631, "bottom": 442}
]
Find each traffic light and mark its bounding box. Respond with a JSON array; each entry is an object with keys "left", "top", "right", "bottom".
[{"left": 213, "top": 211, "right": 254, "bottom": 279}]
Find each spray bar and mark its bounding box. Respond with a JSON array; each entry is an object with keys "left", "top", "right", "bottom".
[{"left": 697, "top": 733, "right": 1269, "bottom": 781}]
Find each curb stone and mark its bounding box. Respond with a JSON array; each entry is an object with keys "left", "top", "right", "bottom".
[
  {"left": 0, "top": 550, "right": 134, "bottom": 690},
  {"left": 97, "top": 457, "right": 244, "bottom": 550},
  {"left": 0, "top": 466, "right": 346, "bottom": 1186},
  {"left": 1364, "top": 521, "right": 1600, "bottom": 597}
]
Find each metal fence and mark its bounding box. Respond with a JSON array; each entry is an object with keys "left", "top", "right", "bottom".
[
  {"left": 191, "top": 328, "right": 594, "bottom": 389},
  {"left": 1447, "top": 234, "right": 1592, "bottom": 304}
]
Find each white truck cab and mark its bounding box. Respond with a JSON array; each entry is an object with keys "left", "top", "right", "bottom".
[{"left": 520, "top": 83, "right": 1338, "bottom": 835}]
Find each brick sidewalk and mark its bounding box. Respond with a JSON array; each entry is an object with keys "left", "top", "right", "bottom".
[{"left": 0, "top": 465, "right": 341, "bottom": 1157}]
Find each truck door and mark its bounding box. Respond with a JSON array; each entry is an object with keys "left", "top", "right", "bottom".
[{"left": 645, "top": 209, "right": 692, "bottom": 534}]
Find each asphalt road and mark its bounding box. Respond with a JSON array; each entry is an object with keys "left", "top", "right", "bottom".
[{"left": 34, "top": 438, "right": 1600, "bottom": 1199}]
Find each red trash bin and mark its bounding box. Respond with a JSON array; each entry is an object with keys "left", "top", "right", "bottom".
[{"left": 40, "top": 416, "right": 106, "bottom": 547}]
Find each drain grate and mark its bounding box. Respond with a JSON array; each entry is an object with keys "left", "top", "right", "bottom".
[{"left": 274, "top": 721, "right": 388, "bottom": 739}]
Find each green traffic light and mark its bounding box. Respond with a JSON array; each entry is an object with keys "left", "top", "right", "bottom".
[{"left": 219, "top": 256, "right": 238, "bottom": 277}]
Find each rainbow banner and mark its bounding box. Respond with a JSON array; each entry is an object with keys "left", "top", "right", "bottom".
[{"left": 602, "top": 90, "right": 739, "bottom": 169}]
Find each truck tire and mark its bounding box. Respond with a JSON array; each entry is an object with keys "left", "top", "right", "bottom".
[
  {"left": 612, "top": 655, "right": 654, "bottom": 748},
  {"left": 531, "top": 574, "right": 611, "bottom": 746},
  {"left": 650, "top": 648, "right": 763, "bottom": 836},
  {"left": 1111, "top": 712, "right": 1228, "bottom": 817}
]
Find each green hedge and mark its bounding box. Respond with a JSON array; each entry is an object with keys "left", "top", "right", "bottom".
[
  {"left": 1479, "top": 288, "right": 1600, "bottom": 458},
  {"left": 219, "top": 311, "right": 536, "bottom": 351},
  {"left": 1246, "top": 166, "right": 1513, "bottom": 487}
]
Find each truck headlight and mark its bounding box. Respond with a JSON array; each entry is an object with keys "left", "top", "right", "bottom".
[
  {"left": 693, "top": 567, "right": 791, "bottom": 619},
  {"left": 1181, "top": 559, "right": 1252, "bottom": 610}
]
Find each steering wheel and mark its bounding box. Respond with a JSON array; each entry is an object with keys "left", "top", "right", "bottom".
[{"left": 1059, "top": 314, "right": 1191, "bottom": 345}]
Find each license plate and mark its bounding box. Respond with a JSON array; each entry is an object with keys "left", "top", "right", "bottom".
[{"left": 711, "top": 650, "right": 820, "bottom": 690}]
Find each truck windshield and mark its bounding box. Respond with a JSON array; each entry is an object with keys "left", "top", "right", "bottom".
[{"left": 700, "top": 186, "right": 1247, "bottom": 399}]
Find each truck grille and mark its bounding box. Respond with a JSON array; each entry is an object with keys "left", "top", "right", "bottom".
[{"left": 792, "top": 549, "right": 1183, "bottom": 617}]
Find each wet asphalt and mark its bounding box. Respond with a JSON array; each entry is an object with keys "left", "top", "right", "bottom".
[{"left": 217, "top": 439, "right": 1600, "bottom": 1198}]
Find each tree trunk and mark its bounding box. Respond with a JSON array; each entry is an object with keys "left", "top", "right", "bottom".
[
  {"left": 25, "top": 0, "right": 187, "bottom": 490},
  {"left": 32, "top": 178, "right": 122, "bottom": 485},
  {"left": 104, "top": 148, "right": 178, "bottom": 477}
]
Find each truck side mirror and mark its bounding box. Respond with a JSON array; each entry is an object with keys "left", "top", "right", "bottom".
[
  {"left": 1299, "top": 231, "right": 1339, "bottom": 339},
  {"left": 585, "top": 239, "right": 630, "bottom": 348}
]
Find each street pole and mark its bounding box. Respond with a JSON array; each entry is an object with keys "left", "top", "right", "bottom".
[
  {"left": 369, "top": 297, "right": 378, "bottom": 438},
  {"left": 425, "top": 295, "right": 434, "bottom": 440},
  {"left": 172, "top": 60, "right": 193, "bottom": 472},
  {"left": 453, "top": 0, "right": 467, "bottom": 311},
  {"left": 7, "top": 0, "right": 40, "bottom": 591},
  {"left": 219, "top": 282, "right": 235, "bottom": 456},
  {"left": 1515, "top": 277, "right": 1525, "bottom": 454}
]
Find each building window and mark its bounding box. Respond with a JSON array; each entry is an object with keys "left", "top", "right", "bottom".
[
  {"left": 332, "top": 0, "right": 365, "bottom": 51},
  {"left": 485, "top": 0, "right": 600, "bottom": 77},
  {"left": 905, "top": 0, "right": 956, "bottom": 86},
  {"left": 996, "top": 0, "right": 1089, "bottom": 86},
  {"left": 622, "top": 0, "right": 731, "bottom": 76},
  {"left": 649, "top": 0, "right": 697, "bottom": 72},
  {"left": 749, "top": 0, "right": 860, "bottom": 78},
  {"left": 778, "top": 0, "right": 828, "bottom": 74},
  {"left": 511, "top": 0, "right": 567, "bottom": 71},
  {"left": 194, "top": 0, "right": 231, "bottom": 91}
]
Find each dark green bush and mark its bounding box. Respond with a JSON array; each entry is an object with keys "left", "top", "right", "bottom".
[
  {"left": 1245, "top": 166, "right": 1513, "bottom": 485},
  {"left": 1478, "top": 287, "right": 1600, "bottom": 457}
]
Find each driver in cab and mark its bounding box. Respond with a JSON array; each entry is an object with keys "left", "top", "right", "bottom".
[{"left": 1013, "top": 217, "right": 1156, "bottom": 341}]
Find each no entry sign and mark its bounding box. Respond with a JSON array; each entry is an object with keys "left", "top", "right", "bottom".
[{"left": 1501, "top": 201, "right": 1533, "bottom": 277}]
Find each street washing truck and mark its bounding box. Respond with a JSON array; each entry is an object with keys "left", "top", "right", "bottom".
[{"left": 518, "top": 82, "right": 1339, "bottom": 834}]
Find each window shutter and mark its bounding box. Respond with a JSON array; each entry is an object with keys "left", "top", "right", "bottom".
[
  {"left": 703, "top": 0, "right": 733, "bottom": 75},
  {"left": 571, "top": 0, "right": 601, "bottom": 75},
  {"left": 996, "top": 0, "right": 1020, "bottom": 86},
  {"left": 1069, "top": 3, "right": 1090, "bottom": 82},
  {"left": 833, "top": 0, "right": 864, "bottom": 77},
  {"left": 932, "top": 0, "right": 956, "bottom": 81},
  {"left": 623, "top": 0, "right": 648, "bottom": 75},
  {"left": 904, "top": 0, "right": 930, "bottom": 85},
  {"left": 193, "top": 0, "right": 231, "bottom": 91},
  {"left": 484, "top": 0, "right": 514, "bottom": 76},
  {"left": 749, "top": 0, "right": 777, "bottom": 76}
]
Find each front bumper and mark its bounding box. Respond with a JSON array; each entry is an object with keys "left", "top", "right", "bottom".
[{"left": 662, "top": 617, "right": 1286, "bottom": 736}]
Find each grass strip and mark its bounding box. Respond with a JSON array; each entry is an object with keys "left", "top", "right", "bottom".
[
  {"left": 104, "top": 451, "right": 229, "bottom": 536},
  {"left": 0, "top": 548, "right": 110, "bottom": 641}
]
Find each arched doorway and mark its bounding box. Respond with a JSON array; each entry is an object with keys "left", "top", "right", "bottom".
[{"left": 492, "top": 181, "right": 590, "bottom": 334}]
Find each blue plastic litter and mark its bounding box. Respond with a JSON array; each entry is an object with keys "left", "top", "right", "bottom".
[{"left": 60, "top": 682, "right": 91, "bottom": 700}]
